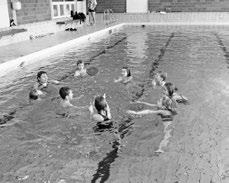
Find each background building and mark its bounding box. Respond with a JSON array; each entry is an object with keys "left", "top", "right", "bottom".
[
  {"left": 1, "top": 0, "right": 229, "bottom": 29},
  {"left": 0, "top": 0, "right": 87, "bottom": 29}
]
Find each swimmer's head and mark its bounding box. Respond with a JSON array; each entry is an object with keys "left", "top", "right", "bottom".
[
  {"left": 59, "top": 87, "right": 73, "bottom": 100},
  {"left": 37, "top": 71, "right": 48, "bottom": 84},
  {"left": 77, "top": 60, "right": 85, "bottom": 70},
  {"left": 122, "top": 67, "right": 131, "bottom": 77},
  {"left": 164, "top": 82, "right": 175, "bottom": 97},
  {"left": 29, "top": 90, "right": 39, "bottom": 100},
  {"left": 94, "top": 95, "right": 107, "bottom": 112}
]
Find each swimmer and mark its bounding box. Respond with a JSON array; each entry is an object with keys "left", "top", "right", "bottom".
[
  {"left": 89, "top": 93, "right": 112, "bottom": 122},
  {"left": 114, "top": 67, "right": 133, "bottom": 84},
  {"left": 59, "top": 87, "right": 84, "bottom": 108},
  {"left": 127, "top": 82, "right": 177, "bottom": 117},
  {"left": 152, "top": 71, "right": 167, "bottom": 89},
  {"left": 152, "top": 71, "right": 188, "bottom": 104},
  {"left": 74, "top": 60, "right": 87, "bottom": 77},
  {"left": 29, "top": 71, "right": 60, "bottom": 100}
]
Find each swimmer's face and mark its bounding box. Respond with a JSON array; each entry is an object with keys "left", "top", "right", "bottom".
[
  {"left": 78, "top": 63, "right": 84, "bottom": 70},
  {"left": 38, "top": 73, "right": 48, "bottom": 84},
  {"left": 121, "top": 69, "right": 128, "bottom": 77}
]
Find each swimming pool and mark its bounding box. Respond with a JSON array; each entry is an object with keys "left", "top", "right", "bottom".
[{"left": 0, "top": 25, "right": 229, "bottom": 183}]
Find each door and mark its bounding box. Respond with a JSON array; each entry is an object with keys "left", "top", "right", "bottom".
[
  {"left": 126, "top": 0, "right": 148, "bottom": 13},
  {"left": 0, "top": 0, "right": 10, "bottom": 28}
]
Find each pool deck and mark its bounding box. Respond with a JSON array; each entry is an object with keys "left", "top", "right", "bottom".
[{"left": 1, "top": 12, "right": 229, "bottom": 65}]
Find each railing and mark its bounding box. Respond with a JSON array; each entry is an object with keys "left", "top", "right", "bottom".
[{"left": 103, "top": 9, "right": 116, "bottom": 25}]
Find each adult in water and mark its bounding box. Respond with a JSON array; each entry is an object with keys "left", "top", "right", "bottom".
[{"left": 29, "top": 71, "right": 60, "bottom": 100}]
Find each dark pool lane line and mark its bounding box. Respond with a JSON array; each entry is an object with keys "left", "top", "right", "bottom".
[
  {"left": 130, "top": 32, "right": 175, "bottom": 102},
  {"left": 91, "top": 116, "right": 134, "bottom": 183},
  {"left": 213, "top": 33, "right": 229, "bottom": 66},
  {"left": 149, "top": 32, "right": 175, "bottom": 78}
]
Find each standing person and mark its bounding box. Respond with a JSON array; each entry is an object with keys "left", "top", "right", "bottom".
[{"left": 88, "top": 0, "right": 97, "bottom": 25}]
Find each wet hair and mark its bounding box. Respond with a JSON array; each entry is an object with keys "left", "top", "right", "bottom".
[
  {"left": 29, "top": 90, "right": 38, "bottom": 100},
  {"left": 122, "top": 67, "right": 131, "bottom": 77},
  {"left": 37, "top": 71, "right": 47, "bottom": 80},
  {"left": 164, "top": 82, "right": 175, "bottom": 97},
  {"left": 94, "top": 96, "right": 107, "bottom": 113},
  {"left": 77, "top": 60, "right": 84, "bottom": 66},
  {"left": 59, "top": 87, "right": 71, "bottom": 100}
]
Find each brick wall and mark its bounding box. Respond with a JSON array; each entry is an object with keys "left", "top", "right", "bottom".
[
  {"left": 95, "top": 0, "right": 126, "bottom": 13},
  {"left": 148, "top": 0, "right": 229, "bottom": 12},
  {"left": 15, "top": 0, "right": 52, "bottom": 25}
]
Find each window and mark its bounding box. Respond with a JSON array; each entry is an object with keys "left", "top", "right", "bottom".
[{"left": 52, "top": 0, "right": 75, "bottom": 18}]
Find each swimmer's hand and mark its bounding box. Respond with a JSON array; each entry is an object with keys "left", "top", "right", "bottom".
[
  {"left": 37, "top": 90, "right": 43, "bottom": 95},
  {"left": 88, "top": 104, "right": 94, "bottom": 114},
  {"left": 114, "top": 77, "right": 122, "bottom": 83},
  {"left": 49, "top": 80, "right": 60, "bottom": 85},
  {"left": 126, "top": 110, "right": 138, "bottom": 115}
]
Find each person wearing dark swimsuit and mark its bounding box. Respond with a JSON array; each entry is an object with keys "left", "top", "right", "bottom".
[{"left": 89, "top": 93, "right": 112, "bottom": 122}]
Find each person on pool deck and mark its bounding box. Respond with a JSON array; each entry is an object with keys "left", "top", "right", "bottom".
[
  {"left": 127, "top": 82, "right": 177, "bottom": 117},
  {"left": 89, "top": 93, "right": 112, "bottom": 122},
  {"left": 88, "top": 0, "right": 97, "bottom": 25},
  {"left": 114, "top": 67, "right": 133, "bottom": 84},
  {"left": 74, "top": 60, "right": 88, "bottom": 78},
  {"left": 29, "top": 71, "right": 60, "bottom": 100}
]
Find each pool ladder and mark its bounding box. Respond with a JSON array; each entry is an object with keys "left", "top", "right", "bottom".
[{"left": 103, "top": 9, "right": 116, "bottom": 25}]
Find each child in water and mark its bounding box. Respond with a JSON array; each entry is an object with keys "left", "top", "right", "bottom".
[
  {"left": 152, "top": 71, "right": 188, "bottom": 104},
  {"left": 127, "top": 82, "right": 177, "bottom": 117},
  {"left": 114, "top": 67, "right": 133, "bottom": 84},
  {"left": 74, "top": 60, "right": 87, "bottom": 77},
  {"left": 152, "top": 71, "right": 167, "bottom": 89},
  {"left": 89, "top": 93, "right": 112, "bottom": 122},
  {"left": 29, "top": 71, "right": 60, "bottom": 100}
]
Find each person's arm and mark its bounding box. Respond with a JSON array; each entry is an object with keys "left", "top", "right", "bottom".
[
  {"left": 122, "top": 76, "right": 133, "bottom": 84},
  {"left": 32, "top": 83, "right": 43, "bottom": 95},
  {"left": 92, "top": 0, "right": 97, "bottom": 9},
  {"left": 106, "top": 104, "right": 112, "bottom": 119},
  {"left": 135, "top": 100, "right": 157, "bottom": 107},
  {"left": 49, "top": 79, "right": 60, "bottom": 85},
  {"left": 114, "top": 77, "right": 123, "bottom": 83},
  {"left": 74, "top": 70, "right": 80, "bottom": 77}
]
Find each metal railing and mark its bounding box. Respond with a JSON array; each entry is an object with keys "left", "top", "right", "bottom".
[{"left": 103, "top": 9, "right": 116, "bottom": 25}]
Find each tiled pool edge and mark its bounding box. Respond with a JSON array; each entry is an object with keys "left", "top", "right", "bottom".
[{"left": 0, "top": 23, "right": 125, "bottom": 77}]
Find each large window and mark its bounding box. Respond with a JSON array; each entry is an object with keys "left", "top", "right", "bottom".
[{"left": 52, "top": 0, "right": 76, "bottom": 18}]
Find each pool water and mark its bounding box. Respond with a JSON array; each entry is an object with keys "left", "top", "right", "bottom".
[{"left": 0, "top": 25, "right": 229, "bottom": 183}]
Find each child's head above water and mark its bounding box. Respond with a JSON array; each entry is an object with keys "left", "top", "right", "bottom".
[
  {"left": 122, "top": 67, "right": 131, "bottom": 77},
  {"left": 59, "top": 87, "right": 73, "bottom": 100},
  {"left": 37, "top": 71, "right": 48, "bottom": 84},
  {"left": 76, "top": 60, "right": 85, "bottom": 70},
  {"left": 94, "top": 95, "right": 107, "bottom": 112}
]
